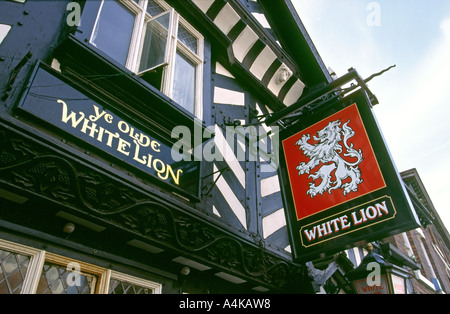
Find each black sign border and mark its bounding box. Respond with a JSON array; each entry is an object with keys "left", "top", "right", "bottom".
[
  {"left": 16, "top": 62, "right": 202, "bottom": 200},
  {"left": 279, "top": 89, "right": 420, "bottom": 262}
]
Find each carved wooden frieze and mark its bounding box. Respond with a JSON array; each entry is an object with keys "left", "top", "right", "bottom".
[{"left": 0, "top": 123, "right": 310, "bottom": 291}]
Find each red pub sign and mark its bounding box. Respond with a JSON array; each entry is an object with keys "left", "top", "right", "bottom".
[{"left": 279, "top": 90, "right": 420, "bottom": 262}]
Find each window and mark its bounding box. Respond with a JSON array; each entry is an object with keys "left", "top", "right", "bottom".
[
  {"left": 0, "top": 239, "right": 162, "bottom": 294},
  {"left": 108, "top": 270, "right": 161, "bottom": 294},
  {"left": 90, "top": 0, "right": 204, "bottom": 118},
  {"left": 35, "top": 253, "right": 105, "bottom": 294},
  {"left": 0, "top": 248, "right": 31, "bottom": 294},
  {"left": 0, "top": 240, "right": 44, "bottom": 294}
]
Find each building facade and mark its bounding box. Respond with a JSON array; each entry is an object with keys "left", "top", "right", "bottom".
[
  {"left": 316, "top": 169, "right": 450, "bottom": 294},
  {"left": 399, "top": 169, "right": 450, "bottom": 293},
  {"left": 1, "top": 0, "right": 448, "bottom": 295},
  {"left": 0, "top": 0, "right": 334, "bottom": 294}
]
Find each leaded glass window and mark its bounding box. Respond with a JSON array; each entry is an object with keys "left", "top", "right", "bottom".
[
  {"left": 0, "top": 239, "right": 162, "bottom": 294},
  {"left": 178, "top": 24, "right": 198, "bottom": 54},
  {"left": 109, "top": 279, "right": 152, "bottom": 294},
  {"left": 36, "top": 262, "right": 98, "bottom": 294},
  {"left": 0, "top": 249, "right": 30, "bottom": 294},
  {"left": 147, "top": 0, "right": 165, "bottom": 16}
]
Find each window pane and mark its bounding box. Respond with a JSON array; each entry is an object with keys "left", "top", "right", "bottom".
[
  {"left": 146, "top": 0, "right": 166, "bottom": 16},
  {"left": 172, "top": 51, "right": 196, "bottom": 113},
  {"left": 138, "top": 12, "right": 170, "bottom": 73},
  {"left": 0, "top": 249, "right": 30, "bottom": 294},
  {"left": 36, "top": 262, "right": 98, "bottom": 294},
  {"left": 178, "top": 24, "right": 198, "bottom": 54},
  {"left": 109, "top": 279, "right": 152, "bottom": 294},
  {"left": 92, "top": 0, "right": 135, "bottom": 65}
]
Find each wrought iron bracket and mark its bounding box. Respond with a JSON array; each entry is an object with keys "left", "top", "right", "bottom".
[
  {"left": 264, "top": 66, "right": 395, "bottom": 126},
  {"left": 2, "top": 51, "right": 33, "bottom": 100},
  {"left": 222, "top": 115, "right": 242, "bottom": 127},
  {"left": 201, "top": 166, "right": 230, "bottom": 196}
]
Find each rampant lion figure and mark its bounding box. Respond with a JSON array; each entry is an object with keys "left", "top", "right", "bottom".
[{"left": 295, "top": 119, "right": 364, "bottom": 198}]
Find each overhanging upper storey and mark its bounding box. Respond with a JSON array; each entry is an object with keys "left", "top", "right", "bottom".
[
  {"left": 178, "top": 0, "right": 329, "bottom": 110},
  {"left": 258, "top": 0, "right": 332, "bottom": 86}
]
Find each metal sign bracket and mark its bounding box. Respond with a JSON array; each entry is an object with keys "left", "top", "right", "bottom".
[{"left": 264, "top": 66, "right": 396, "bottom": 126}]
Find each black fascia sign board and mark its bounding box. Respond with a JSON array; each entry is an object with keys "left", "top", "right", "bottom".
[
  {"left": 278, "top": 89, "right": 420, "bottom": 262},
  {"left": 17, "top": 63, "right": 200, "bottom": 198}
]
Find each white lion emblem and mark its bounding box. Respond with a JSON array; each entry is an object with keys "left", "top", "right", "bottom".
[{"left": 295, "top": 119, "right": 364, "bottom": 198}]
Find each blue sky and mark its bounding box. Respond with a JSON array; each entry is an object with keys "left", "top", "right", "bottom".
[{"left": 292, "top": 0, "right": 450, "bottom": 231}]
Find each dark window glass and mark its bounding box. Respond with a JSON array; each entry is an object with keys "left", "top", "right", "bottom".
[
  {"left": 92, "top": 1, "right": 135, "bottom": 65},
  {"left": 172, "top": 51, "right": 196, "bottom": 113}
]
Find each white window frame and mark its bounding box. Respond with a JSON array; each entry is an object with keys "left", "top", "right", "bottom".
[
  {"left": 89, "top": 0, "right": 204, "bottom": 119},
  {"left": 0, "top": 238, "right": 162, "bottom": 294},
  {"left": 133, "top": 9, "right": 174, "bottom": 75},
  {"left": 108, "top": 269, "right": 162, "bottom": 294},
  {"left": 0, "top": 239, "right": 45, "bottom": 294}
]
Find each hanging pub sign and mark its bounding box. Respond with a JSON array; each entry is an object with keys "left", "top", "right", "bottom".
[
  {"left": 17, "top": 63, "right": 200, "bottom": 197},
  {"left": 279, "top": 89, "right": 420, "bottom": 262}
]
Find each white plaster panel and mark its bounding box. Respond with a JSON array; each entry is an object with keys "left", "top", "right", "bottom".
[
  {"left": 213, "top": 3, "right": 240, "bottom": 35},
  {"left": 0, "top": 24, "right": 12, "bottom": 46},
  {"left": 267, "top": 64, "right": 289, "bottom": 96},
  {"left": 213, "top": 86, "right": 245, "bottom": 106},
  {"left": 232, "top": 25, "right": 259, "bottom": 63},
  {"left": 214, "top": 164, "right": 247, "bottom": 229},
  {"left": 262, "top": 208, "right": 286, "bottom": 239},
  {"left": 192, "top": 0, "right": 214, "bottom": 13},
  {"left": 214, "top": 125, "right": 246, "bottom": 188},
  {"left": 249, "top": 46, "right": 277, "bottom": 81},
  {"left": 283, "top": 80, "right": 306, "bottom": 106},
  {"left": 215, "top": 62, "right": 235, "bottom": 78},
  {"left": 260, "top": 175, "right": 280, "bottom": 197}
]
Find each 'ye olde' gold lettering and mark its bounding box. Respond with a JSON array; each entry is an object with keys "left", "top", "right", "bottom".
[{"left": 58, "top": 99, "right": 183, "bottom": 186}]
